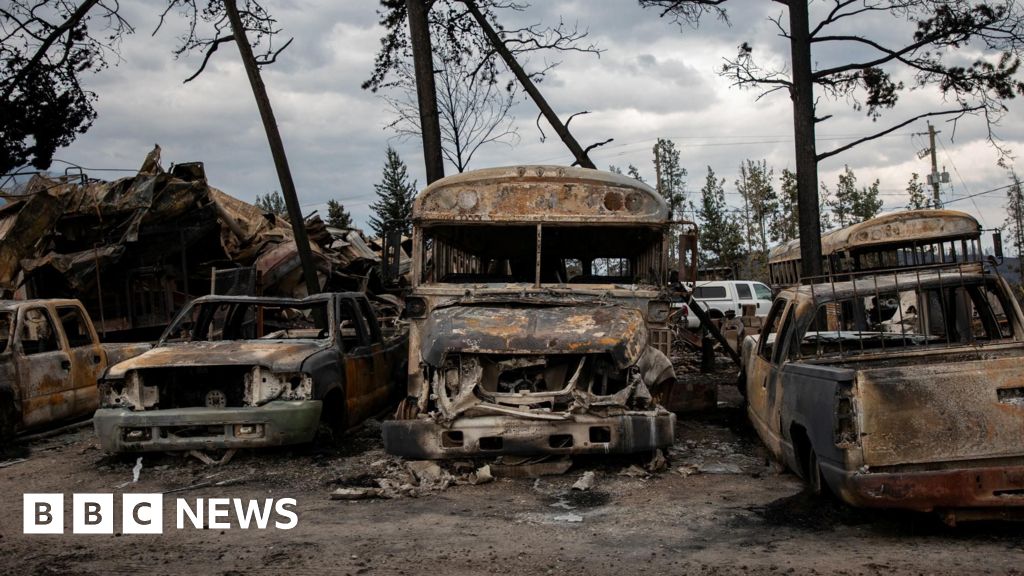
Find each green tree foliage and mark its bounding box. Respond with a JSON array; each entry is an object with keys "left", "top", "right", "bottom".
[
  {"left": 653, "top": 138, "right": 687, "bottom": 266},
  {"left": 736, "top": 159, "right": 778, "bottom": 279},
  {"left": 773, "top": 168, "right": 799, "bottom": 242},
  {"left": 905, "top": 172, "right": 933, "bottom": 210},
  {"left": 823, "top": 166, "right": 883, "bottom": 228},
  {"left": 736, "top": 159, "right": 778, "bottom": 246},
  {"left": 369, "top": 147, "right": 417, "bottom": 238},
  {"left": 1005, "top": 172, "right": 1024, "bottom": 257},
  {"left": 652, "top": 138, "right": 686, "bottom": 217},
  {"left": 695, "top": 166, "right": 744, "bottom": 272},
  {"left": 255, "top": 191, "right": 287, "bottom": 217},
  {"left": 608, "top": 164, "right": 645, "bottom": 182},
  {"left": 1, "top": 1, "right": 283, "bottom": 173},
  {"left": 326, "top": 199, "right": 354, "bottom": 228}
]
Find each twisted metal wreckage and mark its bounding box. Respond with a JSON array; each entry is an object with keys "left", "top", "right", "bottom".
[{"left": 0, "top": 146, "right": 400, "bottom": 341}]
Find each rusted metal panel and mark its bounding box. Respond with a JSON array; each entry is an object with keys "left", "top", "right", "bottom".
[
  {"left": 857, "top": 352, "right": 1024, "bottom": 467},
  {"left": 745, "top": 261, "right": 1024, "bottom": 518},
  {"left": 95, "top": 292, "right": 408, "bottom": 452},
  {"left": 414, "top": 165, "right": 670, "bottom": 224},
  {"left": 833, "top": 463, "right": 1024, "bottom": 513},
  {"left": 421, "top": 305, "right": 647, "bottom": 369}
]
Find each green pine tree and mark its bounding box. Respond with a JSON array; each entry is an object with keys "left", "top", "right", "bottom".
[
  {"left": 369, "top": 147, "right": 418, "bottom": 238},
  {"left": 905, "top": 173, "right": 932, "bottom": 210},
  {"left": 773, "top": 168, "right": 799, "bottom": 242},
  {"left": 255, "top": 191, "right": 287, "bottom": 217},
  {"left": 696, "top": 166, "right": 744, "bottom": 272},
  {"left": 326, "top": 199, "right": 353, "bottom": 228}
]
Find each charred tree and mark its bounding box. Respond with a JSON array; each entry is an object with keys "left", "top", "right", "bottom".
[{"left": 223, "top": 0, "right": 319, "bottom": 296}]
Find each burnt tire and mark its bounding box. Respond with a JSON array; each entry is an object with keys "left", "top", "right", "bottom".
[{"left": 0, "top": 391, "right": 16, "bottom": 446}]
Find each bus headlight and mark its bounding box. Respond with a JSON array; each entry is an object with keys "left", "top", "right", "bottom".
[{"left": 405, "top": 296, "right": 428, "bottom": 319}]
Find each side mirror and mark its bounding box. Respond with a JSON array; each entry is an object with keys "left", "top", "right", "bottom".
[{"left": 993, "top": 230, "right": 1004, "bottom": 262}]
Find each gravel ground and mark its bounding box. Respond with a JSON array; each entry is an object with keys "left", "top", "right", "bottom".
[{"left": 1, "top": 381, "right": 1022, "bottom": 576}]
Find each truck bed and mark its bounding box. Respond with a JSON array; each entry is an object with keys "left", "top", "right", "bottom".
[{"left": 802, "top": 342, "right": 1024, "bottom": 469}]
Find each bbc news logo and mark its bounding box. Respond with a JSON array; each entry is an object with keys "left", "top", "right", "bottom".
[{"left": 24, "top": 494, "right": 298, "bottom": 534}]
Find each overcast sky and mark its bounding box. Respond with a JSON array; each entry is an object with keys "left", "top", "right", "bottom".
[{"left": 54, "top": 0, "right": 1024, "bottom": 238}]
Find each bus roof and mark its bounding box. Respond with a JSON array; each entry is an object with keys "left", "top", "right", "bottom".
[
  {"left": 768, "top": 209, "right": 981, "bottom": 263},
  {"left": 413, "top": 165, "right": 670, "bottom": 224}
]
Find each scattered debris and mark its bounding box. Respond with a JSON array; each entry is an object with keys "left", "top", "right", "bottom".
[
  {"left": 490, "top": 456, "right": 572, "bottom": 478},
  {"left": 645, "top": 448, "right": 668, "bottom": 473},
  {"left": 406, "top": 461, "right": 443, "bottom": 484},
  {"left": 187, "top": 449, "right": 237, "bottom": 466},
  {"left": 552, "top": 513, "right": 584, "bottom": 523},
  {"left": 698, "top": 462, "right": 744, "bottom": 475},
  {"left": 330, "top": 487, "right": 384, "bottom": 501},
  {"left": 675, "top": 464, "right": 699, "bottom": 477},
  {"left": 162, "top": 477, "right": 247, "bottom": 495},
  {"left": 0, "top": 458, "right": 27, "bottom": 469},
  {"left": 571, "top": 471, "right": 596, "bottom": 491},
  {"left": 132, "top": 457, "right": 143, "bottom": 483},
  {"left": 619, "top": 465, "right": 648, "bottom": 478},
  {"left": 469, "top": 464, "right": 493, "bottom": 485}
]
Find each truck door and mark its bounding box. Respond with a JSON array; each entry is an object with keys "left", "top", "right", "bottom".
[
  {"left": 55, "top": 305, "right": 105, "bottom": 419},
  {"left": 735, "top": 282, "right": 756, "bottom": 315},
  {"left": 338, "top": 297, "right": 377, "bottom": 425},
  {"left": 752, "top": 282, "right": 774, "bottom": 316},
  {"left": 745, "top": 298, "right": 795, "bottom": 457},
  {"left": 355, "top": 297, "right": 393, "bottom": 407},
  {"left": 14, "top": 306, "right": 74, "bottom": 429}
]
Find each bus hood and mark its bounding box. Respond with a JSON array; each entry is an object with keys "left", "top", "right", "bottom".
[{"left": 420, "top": 305, "right": 648, "bottom": 369}]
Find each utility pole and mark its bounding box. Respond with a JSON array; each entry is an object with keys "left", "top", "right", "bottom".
[
  {"left": 223, "top": 0, "right": 320, "bottom": 296},
  {"left": 927, "top": 122, "right": 942, "bottom": 208}
]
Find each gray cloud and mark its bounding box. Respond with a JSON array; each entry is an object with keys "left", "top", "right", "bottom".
[{"left": 42, "top": 0, "right": 1022, "bottom": 235}]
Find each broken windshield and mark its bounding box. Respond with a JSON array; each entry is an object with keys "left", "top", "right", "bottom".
[
  {"left": 797, "top": 278, "right": 1014, "bottom": 358},
  {"left": 421, "top": 224, "right": 665, "bottom": 286},
  {"left": 162, "top": 300, "right": 331, "bottom": 344}
]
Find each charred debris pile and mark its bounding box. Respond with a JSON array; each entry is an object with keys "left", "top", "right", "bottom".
[{"left": 0, "top": 146, "right": 402, "bottom": 341}]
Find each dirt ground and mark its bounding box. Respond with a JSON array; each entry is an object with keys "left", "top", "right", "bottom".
[{"left": 2, "top": 380, "right": 1023, "bottom": 576}]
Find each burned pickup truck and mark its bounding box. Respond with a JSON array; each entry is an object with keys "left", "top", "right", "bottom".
[
  {"left": 94, "top": 292, "right": 407, "bottom": 452},
  {"left": 742, "top": 261, "right": 1024, "bottom": 522},
  {"left": 0, "top": 299, "right": 149, "bottom": 440},
  {"left": 383, "top": 166, "right": 693, "bottom": 458}
]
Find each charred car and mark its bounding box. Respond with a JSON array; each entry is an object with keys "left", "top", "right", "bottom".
[
  {"left": 94, "top": 292, "right": 407, "bottom": 452},
  {"left": 742, "top": 261, "right": 1024, "bottom": 523},
  {"left": 0, "top": 299, "right": 149, "bottom": 440},
  {"left": 383, "top": 166, "right": 695, "bottom": 458}
]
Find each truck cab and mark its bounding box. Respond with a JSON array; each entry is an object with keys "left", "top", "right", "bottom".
[{"left": 0, "top": 299, "right": 148, "bottom": 439}]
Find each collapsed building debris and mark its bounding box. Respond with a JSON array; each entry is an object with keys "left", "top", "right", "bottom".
[{"left": 0, "top": 146, "right": 398, "bottom": 342}]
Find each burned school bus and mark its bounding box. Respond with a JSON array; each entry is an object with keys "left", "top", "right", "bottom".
[{"left": 383, "top": 166, "right": 693, "bottom": 458}]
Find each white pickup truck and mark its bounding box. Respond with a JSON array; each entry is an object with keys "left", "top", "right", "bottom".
[{"left": 682, "top": 280, "right": 773, "bottom": 328}]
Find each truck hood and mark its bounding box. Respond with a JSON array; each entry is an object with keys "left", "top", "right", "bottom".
[
  {"left": 421, "top": 305, "right": 647, "bottom": 369},
  {"left": 105, "top": 340, "right": 328, "bottom": 378}
]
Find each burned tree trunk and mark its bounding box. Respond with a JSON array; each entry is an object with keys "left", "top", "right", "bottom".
[
  {"left": 788, "top": 0, "right": 823, "bottom": 278},
  {"left": 223, "top": 0, "right": 320, "bottom": 295},
  {"left": 407, "top": 0, "right": 446, "bottom": 184},
  {"left": 462, "top": 0, "right": 596, "bottom": 169}
]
